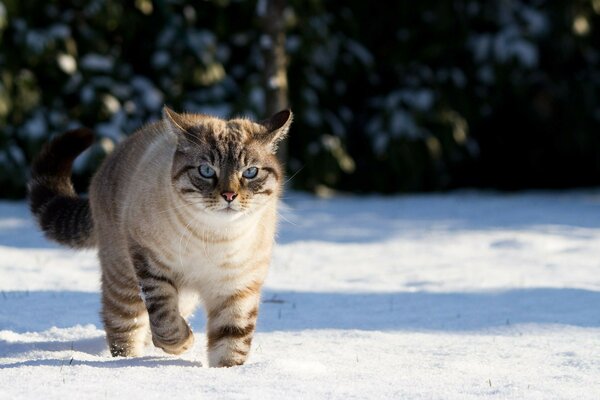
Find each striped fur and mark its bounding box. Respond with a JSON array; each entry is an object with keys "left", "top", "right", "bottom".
[
  {"left": 29, "top": 107, "right": 292, "bottom": 366},
  {"left": 28, "top": 128, "right": 96, "bottom": 248}
]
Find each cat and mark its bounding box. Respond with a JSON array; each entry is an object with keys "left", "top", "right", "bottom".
[{"left": 28, "top": 107, "right": 292, "bottom": 367}]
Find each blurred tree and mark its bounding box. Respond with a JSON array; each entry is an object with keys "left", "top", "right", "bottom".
[
  {"left": 257, "top": 0, "right": 290, "bottom": 163},
  {"left": 1, "top": 0, "right": 600, "bottom": 198},
  {"left": 284, "top": 0, "right": 600, "bottom": 192},
  {"left": 0, "top": 0, "right": 258, "bottom": 197}
]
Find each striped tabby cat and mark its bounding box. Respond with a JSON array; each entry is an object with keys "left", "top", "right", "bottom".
[{"left": 29, "top": 107, "right": 292, "bottom": 367}]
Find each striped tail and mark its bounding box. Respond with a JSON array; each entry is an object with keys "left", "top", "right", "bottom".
[{"left": 28, "top": 128, "right": 97, "bottom": 249}]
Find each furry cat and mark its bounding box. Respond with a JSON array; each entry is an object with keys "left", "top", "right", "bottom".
[{"left": 28, "top": 107, "right": 292, "bottom": 367}]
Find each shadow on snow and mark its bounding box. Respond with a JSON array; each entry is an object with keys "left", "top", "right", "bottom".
[
  {"left": 3, "top": 191, "right": 600, "bottom": 248},
  {"left": 278, "top": 191, "right": 600, "bottom": 244},
  {"left": 1, "top": 287, "right": 598, "bottom": 353},
  {"left": 1, "top": 287, "right": 598, "bottom": 367},
  {"left": 2, "top": 288, "right": 598, "bottom": 334},
  {"left": 0, "top": 353, "right": 202, "bottom": 369}
]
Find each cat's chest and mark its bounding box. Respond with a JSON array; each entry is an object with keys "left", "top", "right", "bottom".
[
  {"left": 133, "top": 206, "right": 274, "bottom": 283},
  {"left": 164, "top": 228, "right": 262, "bottom": 280}
]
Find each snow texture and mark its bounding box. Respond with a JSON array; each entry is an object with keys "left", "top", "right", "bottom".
[{"left": 1, "top": 191, "right": 600, "bottom": 399}]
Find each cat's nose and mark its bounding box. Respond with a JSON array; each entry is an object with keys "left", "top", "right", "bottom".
[{"left": 221, "top": 192, "right": 238, "bottom": 203}]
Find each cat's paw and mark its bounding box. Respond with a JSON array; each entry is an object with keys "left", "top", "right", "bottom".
[
  {"left": 152, "top": 320, "right": 195, "bottom": 355},
  {"left": 208, "top": 346, "right": 249, "bottom": 368},
  {"left": 109, "top": 341, "right": 145, "bottom": 358},
  {"left": 217, "top": 357, "right": 246, "bottom": 368}
]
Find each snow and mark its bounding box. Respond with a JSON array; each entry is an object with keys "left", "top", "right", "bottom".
[
  {"left": 21, "top": 111, "right": 48, "bottom": 139},
  {"left": 493, "top": 27, "right": 538, "bottom": 68},
  {"left": 131, "top": 77, "right": 163, "bottom": 111},
  {"left": 256, "top": 0, "right": 267, "bottom": 18},
  {"left": 188, "top": 31, "right": 217, "bottom": 62},
  {"left": 151, "top": 51, "right": 170, "bottom": 68},
  {"left": 468, "top": 2, "right": 547, "bottom": 70},
  {"left": 260, "top": 34, "right": 273, "bottom": 49},
  {"left": 95, "top": 112, "right": 126, "bottom": 141},
  {"left": 1, "top": 191, "right": 600, "bottom": 399},
  {"left": 521, "top": 7, "right": 548, "bottom": 36},
  {"left": 344, "top": 40, "right": 373, "bottom": 67},
  {"left": 57, "top": 53, "right": 77, "bottom": 75},
  {"left": 80, "top": 54, "right": 114, "bottom": 72}
]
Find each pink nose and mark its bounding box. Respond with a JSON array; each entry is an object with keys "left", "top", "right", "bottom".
[{"left": 221, "top": 192, "right": 238, "bottom": 202}]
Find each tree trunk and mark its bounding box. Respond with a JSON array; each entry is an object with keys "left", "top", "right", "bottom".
[{"left": 258, "top": 0, "right": 289, "bottom": 164}]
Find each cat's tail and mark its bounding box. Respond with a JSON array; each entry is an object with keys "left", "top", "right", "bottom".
[{"left": 28, "top": 128, "right": 97, "bottom": 249}]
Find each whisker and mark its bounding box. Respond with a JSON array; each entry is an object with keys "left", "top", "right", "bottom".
[
  {"left": 278, "top": 211, "right": 298, "bottom": 226},
  {"left": 283, "top": 166, "right": 304, "bottom": 186},
  {"left": 157, "top": 200, "right": 203, "bottom": 215}
]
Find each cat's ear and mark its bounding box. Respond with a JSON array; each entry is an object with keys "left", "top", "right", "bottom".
[
  {"left": 258, "top": 109, "right": 293, "bottom": 153},
  {"left": 163, "top": 106, "right": 203, "bottom": 151},
  {"left": 163, "top": 106, "right": 189, "bottom": 136}
]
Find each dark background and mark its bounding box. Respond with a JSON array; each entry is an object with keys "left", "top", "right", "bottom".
[{"left": 1, "top": 0, "right": 600, "bottom": 198}]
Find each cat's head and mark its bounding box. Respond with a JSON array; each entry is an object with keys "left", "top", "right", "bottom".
[{"left": 164, "top": 107, "right": 292, "bottom": 220}]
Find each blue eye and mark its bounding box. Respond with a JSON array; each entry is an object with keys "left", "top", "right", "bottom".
[
  {"left": 199, "top": 164, "right": 216, "bottom": 178},
  {"left": 242, "top": 167, "right": 259, "bottom": 179}
]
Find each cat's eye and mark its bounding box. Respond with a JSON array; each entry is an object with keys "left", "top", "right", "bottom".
[
  {"left": 199, "top": 164, "right": 216, "bottom": 179},
  {"left": 242, "top": 167, "right": 259, "bottom": 179}
]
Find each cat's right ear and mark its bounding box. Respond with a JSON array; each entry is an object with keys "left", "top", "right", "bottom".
[
  {"left": 163, "top": 106, "right": 188, "bottom": 136},
  {"left": 163, "top": 106, "right": 200, "bottom": 151}
]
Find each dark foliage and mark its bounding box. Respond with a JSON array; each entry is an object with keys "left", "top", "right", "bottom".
[{"left": 1, "top": 0, "right": 599, "bottom": 198}]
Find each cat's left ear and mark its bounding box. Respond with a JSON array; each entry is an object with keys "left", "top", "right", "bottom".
[{"left": 258, "top": 109, "right": 293, "bottom": 152}]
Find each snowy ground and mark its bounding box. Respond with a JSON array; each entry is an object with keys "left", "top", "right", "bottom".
[{"left": 1, "top": 191, "right": 600, "bottom": 399}]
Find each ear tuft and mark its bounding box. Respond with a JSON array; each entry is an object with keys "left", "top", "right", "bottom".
[
  {"left": 258, "top": 109, "right": 293, "bottom": 152},
  {"left": 163, "top": 106, "right": 189, "bottom": 136}
]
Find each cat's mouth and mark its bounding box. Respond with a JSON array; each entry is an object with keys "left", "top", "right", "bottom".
[
  {"left": 218, "top": 205, "right": 242, "bottom": 214},
  {"left": 213, "top": 206, "right": 246, "bottom": 220}
]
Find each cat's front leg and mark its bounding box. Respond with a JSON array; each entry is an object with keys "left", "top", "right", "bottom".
[
  {"left": 130, "top": 245, "right": 194, "bottom": 355},
  {"left": 205, "top": 281, "right": 262, "bottom": 367}
]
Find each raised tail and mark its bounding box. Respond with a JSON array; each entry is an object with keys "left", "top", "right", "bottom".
[{"left": 28, "top": 128, "right": 97, "bottom": 248}]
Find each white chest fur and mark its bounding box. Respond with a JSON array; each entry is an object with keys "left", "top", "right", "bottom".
[{"left": 159, "top": 209, "right": 273, "bottom": 295}]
